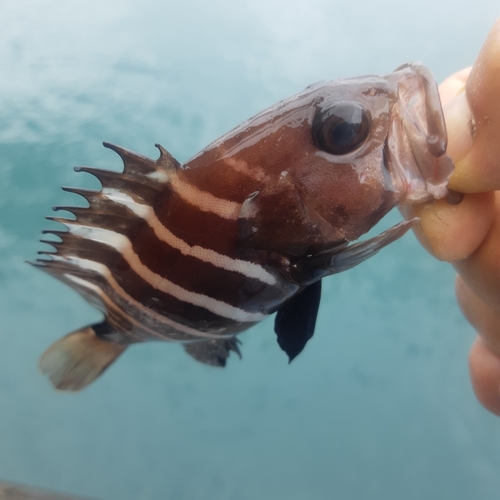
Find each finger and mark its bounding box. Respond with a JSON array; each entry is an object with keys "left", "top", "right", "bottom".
[
  {"left": 454, "top": 191, "right": 500, "bottom": 308},
  {"left": 469, "top": 336, "right": 500, "bottom": 416},
  {"left": 450, "top": 18, "right": 500, "bottom": 193},
  {"left": 457, "top": 275, "right": 500, "bottom": 416},
  {"left": 442, "top": 91, "right": 474, "bottom": 166},
  {"left": 456, "top": 275, "right": 500, "bottom": 354},
  {"left": 400, "top": 191, "right": 494, "bottom": 261},
  {"left": 439, "top": 67, "right": 471, "bottom": 105},
  {"left": 403, "top": 53, "right": 495, "bottom": 262}
]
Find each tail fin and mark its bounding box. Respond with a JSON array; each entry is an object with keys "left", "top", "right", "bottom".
[{"left": 39, "top": 325, "right": 127, "bottom": 391}]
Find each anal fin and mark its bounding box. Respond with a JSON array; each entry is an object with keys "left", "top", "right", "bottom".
[{"left": 183, "top": 337, "right": 242, "bottom": 367}]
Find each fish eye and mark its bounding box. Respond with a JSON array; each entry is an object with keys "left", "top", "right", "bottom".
[{"left": 312, "top": 102, "right": 371, "bottom": 155}]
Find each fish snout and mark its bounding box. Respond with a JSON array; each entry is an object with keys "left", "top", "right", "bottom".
[{"left": 389, "top": 62, "right": 455, "bottom": 203}]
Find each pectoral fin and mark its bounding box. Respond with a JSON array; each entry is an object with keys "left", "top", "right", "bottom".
[
  {"left": 291, "top": 219, "right": 416, "bottom": 286},
  {"left": 274, "top": 279, "right": 322, "bottom": 362}
]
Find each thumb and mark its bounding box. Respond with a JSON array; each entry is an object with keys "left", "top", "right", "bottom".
[{"left": 449, "top": 18, "right": 500, "bottom": 193}]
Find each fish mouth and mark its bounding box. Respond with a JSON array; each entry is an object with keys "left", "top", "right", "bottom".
[{"left": 385, "top": 62, "right": 455, "bottom": 204}]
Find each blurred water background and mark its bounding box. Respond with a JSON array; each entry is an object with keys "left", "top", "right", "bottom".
[{"left": 1, "top": 1, "right": 500, "bottom": 499}]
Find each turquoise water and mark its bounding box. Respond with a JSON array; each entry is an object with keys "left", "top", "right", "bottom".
[{"left": 1, "top": 1, "right": 500, "bottom": 499}]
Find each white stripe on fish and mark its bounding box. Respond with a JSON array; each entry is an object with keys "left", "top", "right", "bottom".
[
  {"left": 61, "top": 258, "right": 237, "bottom": 340},
  {"left": 102, "top": 188, "right": 277, "bottom": 285},
  {"left": 65, "top": 274, "right": 173, "bottom": 341},
  {"left": 169, "top": 172, "right": 241, "bottom": 220},
  {"left": 222, "top": 157, "right": 270, "bottom": 183},
  {"left": 64, "top": 224, "right": 268, "bottom": 323}
]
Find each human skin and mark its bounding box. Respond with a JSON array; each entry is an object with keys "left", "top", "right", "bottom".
[{"left": 402, "top": 18, "right": 500, "bottom": 415}]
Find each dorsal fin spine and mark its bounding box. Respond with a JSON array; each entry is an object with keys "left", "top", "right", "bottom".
[
  {"left": 155, "top": 143, "right": 180, "bottom": 171},
  {"left": 102, "top": 141, "right": 153, "bottom": 167}
]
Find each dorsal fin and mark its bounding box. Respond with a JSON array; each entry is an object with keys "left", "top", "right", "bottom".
[
  {"left": 103, "top": 141, "right": 179, "bottom": 179},
  {"left": 32, "top": 142, "right": 179, "bottom": 283},
  {"left": 155, "top": 143, "right": 181, "bottom": 171},
  {"left": 61, "top": 186, "right": 101, "bottom": 205}
]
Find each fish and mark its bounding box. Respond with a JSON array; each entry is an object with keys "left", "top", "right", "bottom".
[{"left": 31, "top": 62, "right": 454, "bottom": 391}]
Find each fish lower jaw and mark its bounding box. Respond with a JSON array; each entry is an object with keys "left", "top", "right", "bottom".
[
  {"left": 421, "top": 180, "right": 449, "bottom": 200},
  {"left": 387, "top": 153, "right": 449, "bottom": 205},
  {"left": 396, "top": 177, "right": 449, "bottom": 205},
  {"left": 385, "top": 135, "right": 452, "bottom": 205},
  {"left": 398, "top": 152, "right": 453, "bottom": 203},
  {"left": 404, "top": 137, "right": 455, "bottom": 202}
]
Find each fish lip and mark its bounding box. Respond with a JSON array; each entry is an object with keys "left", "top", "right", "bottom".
[{"left": 386, "top": 62, "right": 455, "bottom": 204}]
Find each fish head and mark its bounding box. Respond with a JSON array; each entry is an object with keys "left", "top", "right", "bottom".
[
  {"left": 281, "top": 62, "right": 454, "bottom": 243},
  {"left": 188, "top": 63, "right": 454, "bottom": 252}
]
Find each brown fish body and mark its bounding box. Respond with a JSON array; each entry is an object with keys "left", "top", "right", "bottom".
[{"left": 33, "top": 62, "right": 454, "bottom": 391}]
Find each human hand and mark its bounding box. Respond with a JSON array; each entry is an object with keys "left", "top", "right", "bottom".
[{"left": 401, "top": 18, "right": 500, "bottom": 415}]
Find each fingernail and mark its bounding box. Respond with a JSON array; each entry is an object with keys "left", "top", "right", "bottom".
[{"left": 443, "top": 91, "right": 474, "bottom": 163}]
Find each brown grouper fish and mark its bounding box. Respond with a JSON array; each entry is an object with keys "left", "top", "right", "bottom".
[{"left": 32, "top": 62, "right": 454, "bottom": 391}]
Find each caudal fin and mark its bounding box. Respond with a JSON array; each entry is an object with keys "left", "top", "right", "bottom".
[{"left": 39, "top": 325, "right": 126, "bottom": 391}]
